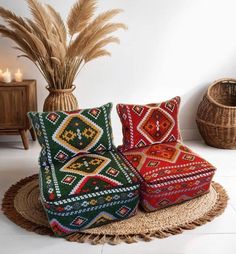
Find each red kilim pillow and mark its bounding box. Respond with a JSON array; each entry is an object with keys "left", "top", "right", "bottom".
[{"left": 116, "top": 96, "right": 181, "bottom": 151}]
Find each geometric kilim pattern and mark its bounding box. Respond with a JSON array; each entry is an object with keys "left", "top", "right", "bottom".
[
  {"left": 28, "top": 100, "right": 216, "bottom": 235},
  {"left": 61, "top": 154, "right": 111, "bottom": 176},
  {"left": 38, "top": 149, "right": 140, "bottom": 237},
  {"left": 116, "top": 97, "right": 181, "bottom": 152},
  {"left": 28, "top": 103, "right": 141, "bottom": 237},
  {"left": 121, "top": 141, "right": 216, "bottom": 211},
  {"left": 138, "top": 108, "right": 175, "bottom": 143},
  {"left": 53, "top": 114, "right": 103, "bottom": 154},
  {"left": 46, "top": 150, "right": 139, "bottom": 199},
  {"left": 28, "top": 103, "right": 115, "bottom": 161},
  {"left": 145, "top": 143, "right": 180, "bottom": 163}
]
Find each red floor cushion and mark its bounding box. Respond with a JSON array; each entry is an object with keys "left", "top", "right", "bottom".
[{"left": 120, "top": 141, "right": 216, "bottom": 211}]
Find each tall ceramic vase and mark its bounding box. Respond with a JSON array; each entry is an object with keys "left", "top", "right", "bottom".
[{"left": 43, "top": 85, "right": 78, "bottom": 112}]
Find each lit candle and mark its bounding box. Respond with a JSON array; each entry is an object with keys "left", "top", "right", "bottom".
[
  {"left": 15, "top": 69, "right": 23, "bottom": 82},
  {"left": 3, "top": 69, "right": 12, "bottom": 83},
  {"left": 0, "top": 69, "right": 3, "bottom": 81}
]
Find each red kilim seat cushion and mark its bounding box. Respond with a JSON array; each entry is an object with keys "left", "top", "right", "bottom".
[
  {"left": 121, "top": 142, "right": 216, "bottom": 211},
  {"left": 116, "top": 97, "right": 181, "bottom": 152}
]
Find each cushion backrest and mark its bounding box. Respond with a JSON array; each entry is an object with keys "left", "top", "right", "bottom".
[
  {"left": 28, "top": 103, "right": 115, "bottom": 164},
  {"left": 116, "top": 97, "right": 181, "bottom": 151}
]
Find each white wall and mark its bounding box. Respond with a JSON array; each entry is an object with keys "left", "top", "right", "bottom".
[{"left": 1, "top": 0, "right": 236, "bottom": 145}]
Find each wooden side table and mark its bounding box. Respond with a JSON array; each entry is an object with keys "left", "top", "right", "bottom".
[{"left": 0, "top": 80, "right": 37, "bottom": 149}]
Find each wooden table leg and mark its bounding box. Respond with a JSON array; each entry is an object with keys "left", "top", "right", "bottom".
[
  {"left": 30, "top": 127, "right": 36, "bottom": 141},
  {"left": 19, "top": 129, "right": 29, "bottom": 150}
]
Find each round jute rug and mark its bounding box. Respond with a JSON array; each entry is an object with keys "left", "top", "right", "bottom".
[{"left": 2, "top": 175, "right": 228, "bottom": 245}]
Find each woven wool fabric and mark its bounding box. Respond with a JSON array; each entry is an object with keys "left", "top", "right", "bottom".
[
  {"left": 121, "top": 142, "right": 216, "bottom": 211},
  {"left": 116, "top": 97, "right": 181, "bottom": 152},
  {"left": 39, "top": 149, "right": 139, "bottom": 236},
  {"left": 28, "top": 103, "right": 115, "bottom": 157},
  {"left": 28, "top": 103, "right": 140, "bottom": 236},
  {"left": 3, "top": 176, "right": 227, "bottom": 245}
]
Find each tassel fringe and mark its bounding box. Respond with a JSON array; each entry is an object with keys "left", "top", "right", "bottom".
[{"left": 1, "top": 175, "right": 228, "bottom": 245}]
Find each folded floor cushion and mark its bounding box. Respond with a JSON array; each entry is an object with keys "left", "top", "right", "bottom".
[
  {"left": 117, "top": 97, "right": 181, "bottom": 152},
  {"left": 39, "top": 149, "right": 140, "bottom": 236},
  {"left": 120, "top": 142, "right": 216, "bottom": 211},
  {"left": 28, "top": 104, "right": 140, "bottom": 236}
]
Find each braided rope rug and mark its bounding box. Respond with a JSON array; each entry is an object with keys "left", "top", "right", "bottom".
[{"left": 2, "top": 175, "right": 228, "bottom": 245}]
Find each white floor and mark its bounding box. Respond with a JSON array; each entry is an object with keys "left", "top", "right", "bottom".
[{"left": 0, "top": 140, "right": 236, "bottom": 254}]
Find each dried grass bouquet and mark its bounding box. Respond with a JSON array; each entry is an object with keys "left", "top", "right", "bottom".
[{"left": 0, "top": 0, "right": 127, "bottom": 89}]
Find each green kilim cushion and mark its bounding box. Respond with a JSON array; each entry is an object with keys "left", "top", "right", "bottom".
[
  {"left": 39, "top": 149, "right": 140, "bottom": 236},
  {"left": 28, "top": 104, "right": 140, "bottom": 236},
  {"left": 28, "top": 103, "right": 115, "bottom": 160}
]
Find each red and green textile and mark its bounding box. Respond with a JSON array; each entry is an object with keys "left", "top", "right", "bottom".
[
  {"left": 116, "top": 97, "right": 181, "bottom": 152},
  {"left": 121, "top": 142, "right": 216, "bottom": 211}
]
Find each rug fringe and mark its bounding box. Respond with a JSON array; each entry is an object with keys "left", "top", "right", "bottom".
[
  {"left": 1, "top": 174, "right": 53, "bottom": 236},
  {"left": 1, "top": 177, "right": 228, "bottom": 245},
  {"left": 65, "top": 182, "right": 229, "bottom": 244}
]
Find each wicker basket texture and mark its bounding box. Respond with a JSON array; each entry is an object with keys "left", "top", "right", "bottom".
[
  {"left": 43, "top": 86, "right": 78, "bottom": 112},
  {"left": 196, "top": 78, "right": 236, "bottom": 149}
]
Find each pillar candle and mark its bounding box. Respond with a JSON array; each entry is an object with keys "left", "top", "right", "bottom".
[
  {"left": 3, "top": 69, "right": 12, "bottom": 83},
  {"left": 15, "top": 69, "right": 23, "bottom": 82}
]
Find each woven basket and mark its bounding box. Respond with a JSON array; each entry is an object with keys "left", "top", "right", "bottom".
[{"left": 196, "top": 78, "right": 236, "bottom": 149}]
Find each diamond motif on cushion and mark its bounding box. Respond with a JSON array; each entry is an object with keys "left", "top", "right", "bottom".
[
  {"left": 53, "top": 114, "right": 103, "bottom": 153},
  {"left": 88, "top": 108, "right": 101, "bottom": 119},
  {"left": 46, "top": 113, "right": 60, "bottom": 124},
  {"left": 116, "top": 205, "right": 131, "bottom": 217},
  {"left": 61, "top": 175, "right": 76, "bottom": 185},
  {"left": 146, "top": 144, "right": 179, "bottom": 163},
  {"left": 71, "top": 216, "right": 88, "bottom": 227},
  {"left": 34, "top": 122, "right": 40, "bottom": 130},
  {"left": 167, "top": 134, "right": 176, "bottom": 142},
  {"left": 138, "top": 108, "right": 175, "bottom": 143},
  {"left": 89, "top": 199, "right": 97, "bottom": 205},
  {"left": 94, "top": 144, "right": 106, "bottom": 152},
  {"left": 106, "top": 167, "right": 119, "bottom": 177},
  {"left": 165, "top": 101, "right": 175, "bottom": 112},
  {"left": 61, "top": 154, "right": 110, "bottom": 176},
  {"left": 182, "top": 154, "right": 195, "bottom": 161},
  {"left": 136, "top": 139, "right": 146, "bottom": 148},
  {"left": 65, "top": 205, "right": 73, "bottom": 211},
  {"left": 132, "top": 105, "right": 144, "bottom": 116},
  {"left": 124, "top": 153, "right": 145, "bottom": 171},
  {"left": 54, "top": 150, "right": 69, "bottom": 163},
  {"left": 147, "top": 161, "right": 159, "bottom": 167},
  {"left": 122, "top": 113, "right": 127, "bottom": 120}
]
